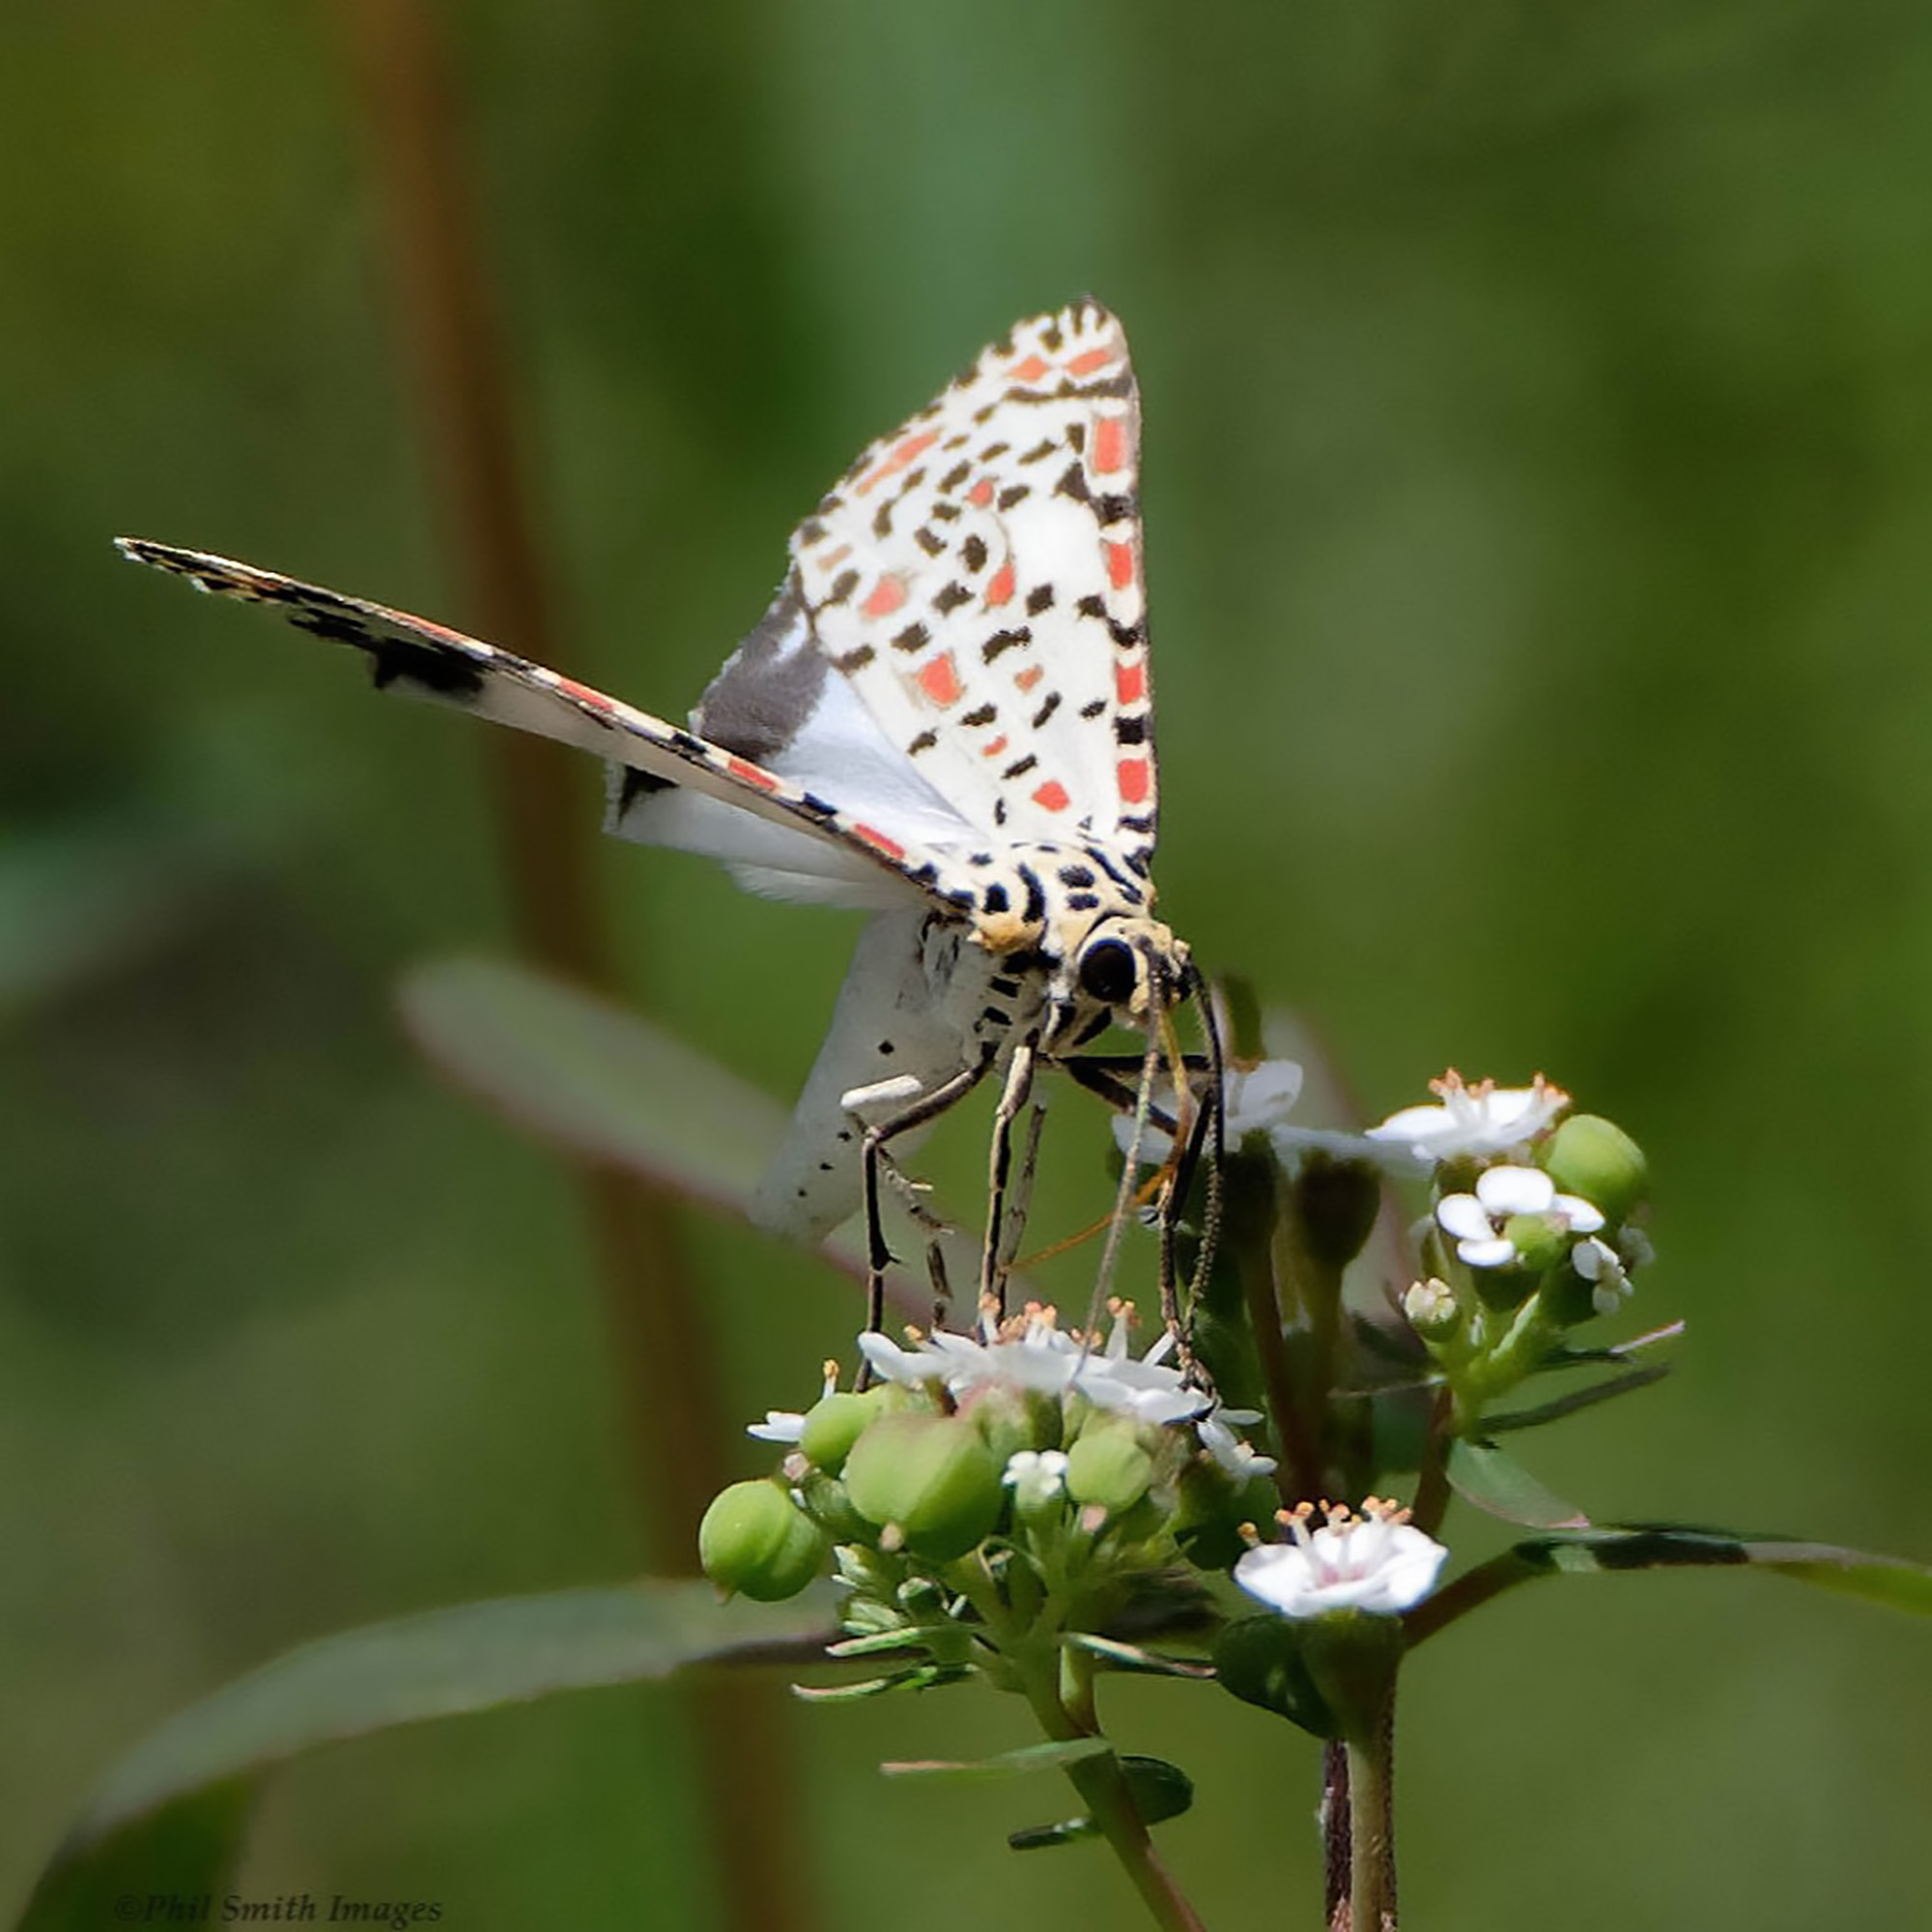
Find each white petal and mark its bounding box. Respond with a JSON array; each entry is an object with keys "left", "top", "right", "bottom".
[
  {"left": 747, "top": 1410, "right": 808, "bottom": 1443},
  {"left": 1457, "top": 1236, "right": 1520, "bottom": 1269},
  {"left": 1233, "top": 1542, "right": 1322, "bottom": 1615},
  {"left": 1435, "top": 1193, "right": 1493, "bottom": 1242},
  {"left": 1553, "top": 1192, "right": 1605, "bottom": 1234},
  {"left": 1475, "top": 1164, "right": 1555, "bottom": 1215},
  {"left": 1223, "top": 1060, "right": 1304, "bottom": 1135}
]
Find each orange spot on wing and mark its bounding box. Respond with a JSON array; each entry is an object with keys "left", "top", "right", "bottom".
[
  {"left": 857, "top": 429, "right": 939, "bottom": 495},
  {"left": 1117, "top": 758, "right": 1151, "bottom": 806},
  {"left": 1092, "top": 415, "right": 1127, "bottom": 474},
  {"left": 980, "top": 734, "right": 1009, "bottom": 757},
  {"left": 1009, "top": 354, "right": 1051, "bottom": 383},
  {"left": 1116, "top": 660, "right": 1146, "bottom": 705},
  {"left": 967, "top": 476, "right": 996, "bottom": 508},
  {"left": 1032, "top": 779, "right": 1071, "bottom": 813},
  {"left": 815, "top": 543, "right": 852, "bottom": 571},
  {"left": 985, "top": 560, "right": 1015, "bottom": 607},
  {"left": 1106, "top": 541, "right": 1137, "bottom": 590},
  {"left": 852, "top": 822, "right": 906, "bottom": 863},
  {"left": 1014, "top": 665, "right": 1044, "bottom": 693},
  {"left": 916, "top": 651, "right": 963, "bottom": 707},
  {"left": 1065, "top": 346, "right": 1115, "bottom": 376},
  {"left": 863, "top": 575, "right": 908, "bottom": 617},
  {"left": 725, "top": 755, "right": 781, "bottom": 792},
  {"left": 554, "top": 676, "right": 614, "bottom": 712}
]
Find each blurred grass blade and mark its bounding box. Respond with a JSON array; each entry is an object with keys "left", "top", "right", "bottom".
[
  {"left": 1445, "top": 1437, "right": 1590, "bottom": 1528},
  {"left": 1407, "top": 1527, "right": 1932, "bottom": 1646},
  {"left": 19, "top": 1582, "right": 836, "bottom": 1928}
]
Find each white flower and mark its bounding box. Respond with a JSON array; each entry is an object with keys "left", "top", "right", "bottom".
[
  {"left": 1198, "top": 1404, "right": 1278, "bottom": 1479},
  {"left": 1113, "top": 1059, "right": 1304, "bottom": 1164},
  {"left": 1573, "top": 1236, "right": 1634, "bottom": 1316},
  {"left": 1368, "top": 1071, "right": 1570, "bottom": 1165},
  {"left": 1235, "top": 1501, "right": 1448, "bottom": 1618},
  {"left": 1436, "top": 1163, "right": 1603, "bottom": 1269},
  {"left": 1402, "top": 1277, "right": 1459, "bottom": 1334},
  {"left": 858, "top": 1303, "right": 1212, "bottom": 1426},
  {"left": 747, "top": 1410, "right": 807, "bottom": 1443},
  {"left": 1003, "top": 1449, "right": 1069, "bottom": 1508},
  {"left": 855, "top": 1304, "right": 1274, "bottom": 1476},
  {"left": 746, "top": 1361, "right": 838, "bottom": 1442}
]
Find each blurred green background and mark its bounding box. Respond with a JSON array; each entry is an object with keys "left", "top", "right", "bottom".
[{"left": 7, "top": 2, "right": 1932, "bottom": 1926}]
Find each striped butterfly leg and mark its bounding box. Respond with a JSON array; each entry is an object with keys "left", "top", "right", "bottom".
[
  {"left": 845, "top": 1047, "right": 1000, "bottom": 1349},
  {"left": 978, "top": 1038, "right": 1040, "bottom": 1318},
  {"left": 986, "top": 1095, "right": 1050, "bottom": 1318}
]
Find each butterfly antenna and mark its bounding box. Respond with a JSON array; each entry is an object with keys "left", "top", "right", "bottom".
[
  {"left": 1083, "top": 1019, "right": 1164, "bottom": 1341},
  {"left": 1175, "top": 967, "right": 1227, "bottom": 1332}
]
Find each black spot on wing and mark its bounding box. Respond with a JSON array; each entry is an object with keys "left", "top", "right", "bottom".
[
  {"left": 354, "top": 628, "right": 488, "bottom": 700},
  {"left": 615, "top": 765, "right": 676, "bottom": 812}
]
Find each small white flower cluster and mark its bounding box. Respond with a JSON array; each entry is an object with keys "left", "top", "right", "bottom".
[
  {"left": 859, "top": 1302, "right": 1277, "bottom": 1480},
  {"left": 1235, "top": 1498, "right": 1448, "bottom": 1619},
  {"left": 1371, "top": 1072, "right": 1647, "bottom": 1319},
  {"left": 1436, "top": 1162, "right": 1602, "bottom": 1264}
]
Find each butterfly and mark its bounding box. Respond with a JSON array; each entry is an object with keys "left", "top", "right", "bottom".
[{"left": 119, "top": 298, "right": 1219, "bottom": 1323}]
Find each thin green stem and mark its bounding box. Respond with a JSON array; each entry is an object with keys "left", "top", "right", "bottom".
[{"left": 1018, "top": 1649, "right": 1208, "bottom": 1932}]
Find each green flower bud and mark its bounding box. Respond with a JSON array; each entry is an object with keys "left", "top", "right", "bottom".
[
  {"left": 698, "top": 1479, "right": 829, "bottom": 1603},
  {"left": 967, "top": 1382, "right": 1062, "bottom": 1468},
  {"left": 1541, "top": 1115, "right": 1647, "bottom": 1226},
  {"left": 1065, "top": 1424, "right": 1155, "bottom": 1515},
  {"left": 792, "top": 1464, "right": 869, "bottom": 1542},
  {"left": 800, "top": 1390, "right": 881, "bottom": 1474},
  {"left": 1293, "top": 1153, "right": 1382, "bottom": 1269},
  {"left": 1501, "top": 1212, "right": 1568, "bottom": 1273},
  {"left": 843, "top": 1414, "right": 1005, "bottom": 1561}
]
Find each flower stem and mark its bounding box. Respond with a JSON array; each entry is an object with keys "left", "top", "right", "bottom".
[
  {"left": 1019, "top": 1650, "right": 1208, "bottom": 1932},
  {"left": 1344, "top": 1690, "right": 1399, "bottom": 1931}
]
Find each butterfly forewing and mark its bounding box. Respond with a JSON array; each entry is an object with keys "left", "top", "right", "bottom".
[
  {"left": 117, "top": 299, "right": 1184, "bottom": 1259},
  {"left": 785, "top": 301, "right": 1156, "bottom": 869}
]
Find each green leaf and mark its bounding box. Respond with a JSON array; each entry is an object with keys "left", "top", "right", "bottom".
[
  {"left": 17, "top": 1781, "right": 252, "bottom": 1932},
  {"left": 1445, "top": 1436, "right": 1590, "bottom": 1528},
  {"left": 21, "top": 1581, "right": 836, "bottom": 1926},
  {"left": 882, "top": 1736, "right": 1112, "bottom": 1781},
  {"left": 1006, "top": 1754, "right": 1194, "bottom": 1850},
  {"left": 397, "top": 955, "right": 1001, "bottom": 1304},
  {"left": 1212, "top": 1615, "right": 1338, "bottom": 1738},
  {"left": 1061, "top": 1633, "right": 1216, "bottom": 1679},
  {"left": 397, "top": 955, "right": 794, "bottom": 1223},
  {"left": 1484, "top": 1363, "right": 1671, "bottom": 1433},
  {"left": 1406, "top": 1525, "right": 1932, "bottom": 1645}
]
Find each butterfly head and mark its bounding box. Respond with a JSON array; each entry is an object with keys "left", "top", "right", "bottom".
[{"left": 1050, "top": 910, "right": 1192, "bottom": 1052}]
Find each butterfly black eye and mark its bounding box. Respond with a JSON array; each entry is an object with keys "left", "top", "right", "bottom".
[{"left": 1078, "top": 936, "right": 1139, "bottom": 1006}]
